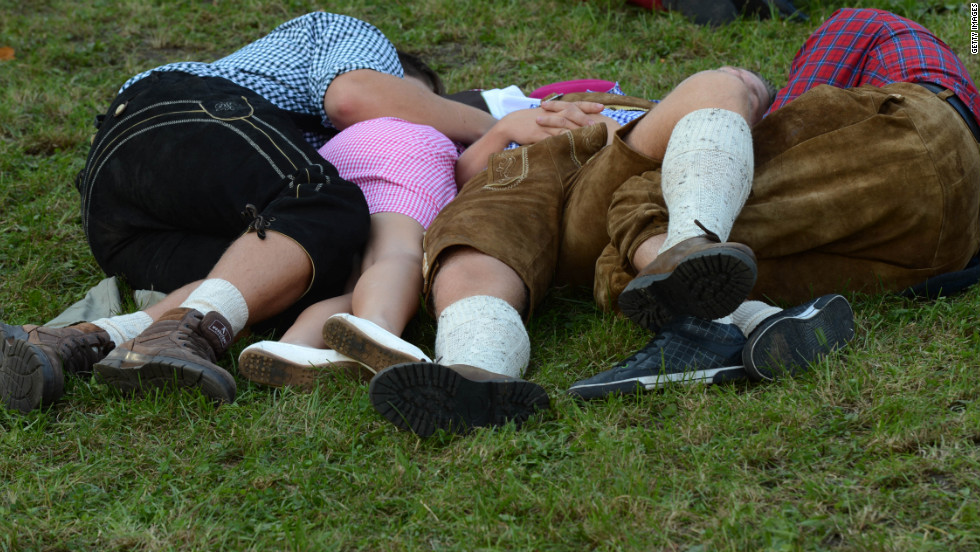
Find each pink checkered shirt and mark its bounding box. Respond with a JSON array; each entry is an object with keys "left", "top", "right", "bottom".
[{"left": 318, "top": 117, "right": 461, "bottom": 229}]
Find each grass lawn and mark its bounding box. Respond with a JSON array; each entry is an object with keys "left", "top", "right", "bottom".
[{"left": 2, "top": 0, "right": 980, "bottom": 550}]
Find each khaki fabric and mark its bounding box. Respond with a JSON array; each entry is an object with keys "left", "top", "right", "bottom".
[
  {"left": 596, "top": 82, "right": 980, "bottom": 306},
  {"left": 45, "top": 277, "right": 166, "bottom": 328}
]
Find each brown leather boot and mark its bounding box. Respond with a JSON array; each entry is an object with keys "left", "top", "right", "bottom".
[
  {"left": 618, "top": 232, "right": 757, "bottom": 332},
  {"left": 0, "top": 322, "right": 113, "bottom": 413},
  {"left": 94, "top": 308, "right": 237, "bottom": 403},
  {"left": 368, "top": 362, "right": 550, "bottom": 438}
]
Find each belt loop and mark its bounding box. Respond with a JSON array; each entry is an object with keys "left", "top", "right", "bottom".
[{"left": 916, "top": 82, "right": 980, "bottom": 143}]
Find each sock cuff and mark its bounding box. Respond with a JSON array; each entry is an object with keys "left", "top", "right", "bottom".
[
  {"left": 669, "top": 108, "right": 752, "bottom": 147},
  {"left": 91, "top": 311, "right": 154, "bottom": 346},
  {"left": 435, "top": 295, "right": 529, "bottom": 378},
  {"left": 731, "top": 300, "right": 781, "bottom": 336},
  {"left": 437, "top": 295, "right": 521, "bottom": 327},
  {"left": 181, "top": 278, "right": 250, "bottom": 335}
]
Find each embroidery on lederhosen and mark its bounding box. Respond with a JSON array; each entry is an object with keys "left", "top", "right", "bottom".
[
  {"left": 485, "top": 147, "right": 529, "bottom": 190},
  {"left": 484, "top": 123, "right": 607, "bottom": 191}
]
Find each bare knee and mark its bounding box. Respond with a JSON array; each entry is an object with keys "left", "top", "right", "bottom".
[
  {"left": 430, "top": 247, "right": 527, "bottom": 316},
  {"left": 671, "top": 68, "right": 769, "bottom": 124}
]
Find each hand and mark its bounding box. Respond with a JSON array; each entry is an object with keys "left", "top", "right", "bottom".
[
  {"left": 535, "top": 100, "right": 606, "bottom": 132},
  {"left": 454, "top": 101, "right": 612, "bottom": 184},
  {"left": 496, "top": 100, "right": 606, "bottom": 145}
]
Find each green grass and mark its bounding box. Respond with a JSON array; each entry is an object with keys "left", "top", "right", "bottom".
[{"left": 3, "top": 0, "right": 980, "bottom": 550}]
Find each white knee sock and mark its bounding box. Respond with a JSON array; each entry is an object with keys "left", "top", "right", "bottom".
[
  {"left": 731, "top": 300, "right": 782, "bottom": 336},
  {"left": 659, "top": 108, "right": 753, "bottom": 253},
  {"left": 91, "top": 311, "right": 153, "bottom": 346},
  {"left": 180, "top": 278, "right": 250, "bottom": 335},
  {"left": 434, "top": 295, "right": 530, "bottom": 378}
]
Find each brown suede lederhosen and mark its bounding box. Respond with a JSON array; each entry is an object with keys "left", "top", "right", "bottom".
[
  {"left": 596, "top": 82, "right": 980, "bottom": 307},
  {"left": 423, "top": 82, "right": 980, "bottom": 316},
  {"left": 421, "top": 100, "right": 659, "bottom": 314}
]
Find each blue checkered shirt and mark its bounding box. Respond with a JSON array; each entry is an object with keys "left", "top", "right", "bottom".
[{"left": 121, "top": 12, "right": 402, "bottom": 133}]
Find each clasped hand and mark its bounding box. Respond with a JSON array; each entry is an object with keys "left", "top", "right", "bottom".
[{"left": 501, "top": 100, "right": 607, "bottom": 145}]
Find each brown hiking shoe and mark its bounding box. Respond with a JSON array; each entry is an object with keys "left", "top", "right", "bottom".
[
  {"left": 94, "top": 308, "right": 237, "bottom": 403},
  {"left": 0, "top": 322, "right": 113, "bottom": 413},
  {"left": 368, "top": 362, "right": 550, "bottom": 438},
  {"left": 618, "top": 232, "right": 757, "bottom": 332}
]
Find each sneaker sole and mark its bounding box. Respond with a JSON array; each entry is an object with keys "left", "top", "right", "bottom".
[
  {"left": 618, "top": 246, "right": 757, "bottom": 332},
  {"left": 368, "top": 362, "right": 550, "bottom": 438},
  {"left": 322, "top": 317, "right": 422, "bottom": 372},
  {"left": 568, "top": 364, "right": 748, "bottom": 400},
  {"left": 743, "top": 295, "right": 855, "bottom": 381},
  {"left": 238, "top": 348, "right": 373, "bottom": 391},
  {"left": 95, "top": 350, "right": 236, "bottom": 404},
  {"left": 0, "top": 325, "right": 64, "bottom": 413}
]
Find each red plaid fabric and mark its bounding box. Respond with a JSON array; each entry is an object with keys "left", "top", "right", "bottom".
[{"left": 767, "top": 8, "right": 980, "bottom": 127}]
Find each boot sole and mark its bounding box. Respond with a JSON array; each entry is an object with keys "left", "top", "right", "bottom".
[
  {"left": 618, "top": 246, "right": 757, "bottom": 332},
  {"left": 238, "top": 348, "right": 373, "bottom": 391},
  {"left": 94, "top": 350, "right": 236, "bottom": 404},
  {"left": 368, "top": 362, "right": 550, "bottom": 438},
  {"left": 322, "top": 317, "right": 422, "bottom": 372},
  {"left": 743, "top": 294, "right": 855, "bottom": 381},
  {"left": 0, "top": 324, "right": 64, "bottom": 413}
]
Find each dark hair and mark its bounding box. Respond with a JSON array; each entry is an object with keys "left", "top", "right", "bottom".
[
  {"left": 747, "top": 69, "right": 778, "bottom": 110},
  {"left": 397, "top": 51, "right": 445, "bottom": 95}
]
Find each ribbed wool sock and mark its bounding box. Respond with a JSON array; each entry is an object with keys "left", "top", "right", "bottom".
[
  {"left": 91, "top": 311, "right": 153, "bottom": 346},
  {"left": 434, "top": 295, "right": 530, "bottom": 378},
  {"left": 659, "top": 108, "right": 753, "bottom": 253},
  {"left": 731, "top": 300, "right": 782, "bottom": 336},
  {"left": 180, "top": 278, "right": 250, "bottom": 335}
]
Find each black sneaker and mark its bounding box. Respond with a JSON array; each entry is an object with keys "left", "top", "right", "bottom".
[
  {"left": 369, "top": 362, "right": 550, "bottom": 438},
  {"left": 743, "top": 294, "right": 854, "bottom": 381},
  {"left": 568, "top": 317, "right": 747, "bottom": 400}
]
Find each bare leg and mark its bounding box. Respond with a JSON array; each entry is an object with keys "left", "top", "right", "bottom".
[
  {"left": 624, "top": 68, "right": 766, "bottom": 159},
  {"left": 242, "top": 213, "right": 431, "bottom": 374},
  {"left": 278, "top": 294, "right": 353, "bottom": 348},
  {"left": 203, "top": 231, "right": 312, "bottom": 325},
  {"left": 312, "top": 213, "right": 433, "bottom": 372},
  {"left": 430, "top": 247, "right": 526, "bottom": 317},
  {"left": 143, "top": 281, "right": 199, "bottom": 320},
  {"left": 631, "top": 234, "right": 668, "bottom": 272},
  {"left": 351, "top": 212, "right": 425, "bottom": 335}
]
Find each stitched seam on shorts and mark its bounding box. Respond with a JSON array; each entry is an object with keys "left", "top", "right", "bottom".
[
  {"left": 90, "top": 100, "right": 202, "bottom": 158},
  {"left": 82, "top": 118, "right": 291, "bottom": 238},
  {"left": 566, "top": 131, "right": 583, "bottom": 170},
  {"left": 906, "top": 99, "right": 954, "bottom": 269}
]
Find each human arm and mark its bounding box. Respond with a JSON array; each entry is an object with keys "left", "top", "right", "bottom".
[
  {"left": 324, "top": 69, "right": 496, "bottom": 145},
  {"left": 454, "top": 100, "right": 617, "bottom": 184}
]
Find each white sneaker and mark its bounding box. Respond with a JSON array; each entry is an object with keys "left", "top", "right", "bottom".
[
  {"left": 238, "top": 341, "right": 372, "bottom": 390},
  {"left": 322, "top": 314, "right": 431, "bottom": 372}
]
